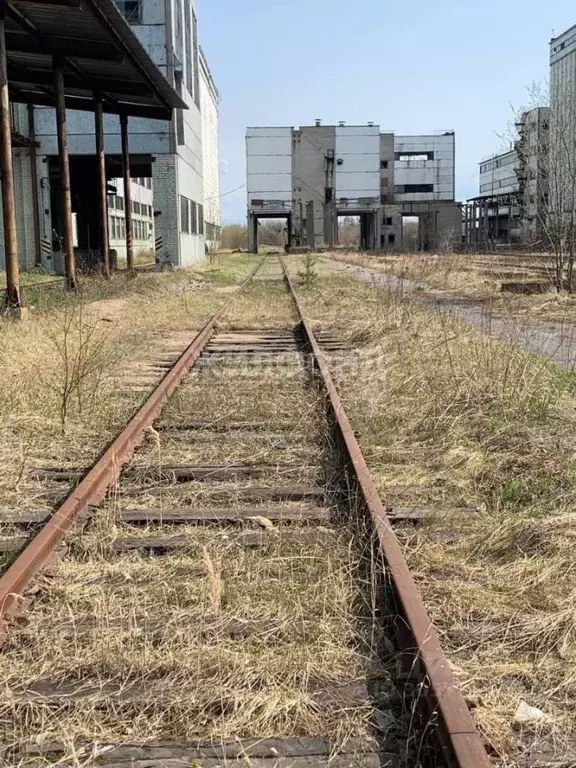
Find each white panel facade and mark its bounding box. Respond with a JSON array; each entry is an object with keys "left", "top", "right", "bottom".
[
  {"left": 246, "top": 127, "right": 292, "bottom": 204},
  {"left": 335, "top": 125, "right": 380, "bottom": 200},
  {"left": 200, "top": 48, "right": 220, "bottom": 248},
  {"left": 395, "top": 133, "right": 455, "bottom": 202},
  {"left": 550, "top": 26, "right": 576, "bottom": 216},
  {"left": 478, "top": 151, "right": 519, "bottom": 197}
]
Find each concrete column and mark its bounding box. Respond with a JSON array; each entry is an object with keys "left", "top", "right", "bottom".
[
  {"left": 95, "top": 98, "right": 109, "bottom": 277},
  {"left": 53, "top": 57, "right": 77, "bottom": 290},
  {"left": 247, "top": 212, "right": 258, "bottom": 253},
  {"left": 120, "top": 114, "right": 134, "bottom": 271},
  {"left": 0, "top": 9, "right": 22, "bottom": 310},
  {"left": 305, "top": 201, "right": 315, "bottom": 248}
]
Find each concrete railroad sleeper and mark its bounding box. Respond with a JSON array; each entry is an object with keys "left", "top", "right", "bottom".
[{"left": 0, "top": 255, "right": 490, "bottom": 768}]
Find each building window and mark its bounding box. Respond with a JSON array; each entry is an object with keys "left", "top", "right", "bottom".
[
  {"left": 380, "top": 160, "right": 388, "bottom": 169},
  {"left": 190, "top": 200, "right": 198, "bottom": 234},
  {"left": 395, "top": 151, "right": 434, "bottom": 161},
  {"left": 116, "top": 195, "right": 124, "bottom": 212},
  {"left": 107, "top": 194, "right": 115, "bottom": 209},
  {"left": 115, "top": 0, "right": 141, "bottom": 23},
  {"left": 395, "top": 184, "right": 434, "bottom": 194},
  {"left": 384, "top": 216, "right": 393, "bottom": 226},
  {"left": 198, "top": 203, "right": 204, "bottom": 235},
  {"left": 180, "top": 196, "right": 190, "bottom": 233},
  {"left": 388, "top": 234, "right": 395, "bottom": 245}
]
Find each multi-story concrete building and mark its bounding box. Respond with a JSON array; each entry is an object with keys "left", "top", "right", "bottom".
[
  {"left": 515, "top": 107, "right": 549, "bottom": 239},
  {"left": 199, "top": 47, "right": 221, "bottom": 253},
  {"left": 246, "top": 122, "right": 461, "bottom": 252},
  {"left": 550, "top": 25, "right": 576, "bottom": 228},
  {"left": 0, "top": 0, "right": 220, "bottom": 273},
  {"left": 472, "top": 149, "right": 520, "bottom": 243},
  {"left": 469, "top": 107, "right": 549, "bottom": 245}
]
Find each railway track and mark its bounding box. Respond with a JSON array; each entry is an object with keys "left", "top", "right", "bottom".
[{"left": 0, "top": 256, "right": 490, "bottom": 768}]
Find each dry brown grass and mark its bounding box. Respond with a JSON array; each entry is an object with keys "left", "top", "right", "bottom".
[
  {"left": 288, "top": 258, "right": 576, "bottom": 763},
  {"left": 0, "top": 264, "right": 405, "bottom": 763},
  {"left": 0, "top": 527, "right": 376, "bottom": 747},
  {"left": 329, "top": 250, "right": 576, "bottom": 325},
  {"left": 0, "top": 259, "right": 261, "bottom": 514}
]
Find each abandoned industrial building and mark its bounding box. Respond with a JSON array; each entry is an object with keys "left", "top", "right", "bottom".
[
  {"left": 246, "top": 122, "right": 461, "bottom": 252},
  {"left": 0, "top": 0, "right": 221, "bottom": 311},
  {"left": 467, "top": 107, "right": 549, "bottom": 246}
]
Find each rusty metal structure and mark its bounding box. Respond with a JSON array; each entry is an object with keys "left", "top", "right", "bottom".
[
  {"left": 283, "top": 261, "right": 491, "bottom": 768},
  {"left": 0, "top": 256, "right": 491, "bottom": 768},
  {"left": 0, "top": 0, "right": 185, "bottom": 310}
]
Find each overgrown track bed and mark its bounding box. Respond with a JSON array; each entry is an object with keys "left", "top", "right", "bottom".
[{"left": 0, "top": 257, "right": 488, "bottom": 768}]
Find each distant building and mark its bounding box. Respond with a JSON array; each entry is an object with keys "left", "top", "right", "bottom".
[
  {"left": 470, "top": 107, "right": 549, "bottom": 245},
  {"left": 246, "top": 123, "right": 461, "bottom": 252},
  {"left": 550, "top": 25, "right": 576, "bottom": 227},
  {"left": 199, "top": 47, "right": 221, "bottom": 252},
  {"left": 108, "top": 177, "right": 155, "bottom": 262}
]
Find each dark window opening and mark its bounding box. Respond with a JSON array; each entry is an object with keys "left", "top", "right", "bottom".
[
  {"left": 180, "top": 196, "right": 190, "bottom": 233},
  {"left": 384, "top": 216, "right": 393, "bottom": 226},
  {"left": 380, "top": 160, "right": 388, "bottom": 169},
  {"left": 388, "top": 233, "right": 395, "bottom": 244},
  {"left": 190, "top": 200, "right": 198, "bottom": 234},
  {"left": 115, "top": 0, "right": 141, "bottom": 23},
  {"left": 395, "top": 184, "right": 434, "bottom": 194},
  {"left": 325, "top": 188, "right": 333, "bottom": 203},
  {"left": 198, "top": 203, "right": 204, "bottom": 235}
]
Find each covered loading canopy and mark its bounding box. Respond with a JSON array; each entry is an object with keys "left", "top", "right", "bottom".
[{"left": 4, "top": 0, "right": 187, "bottom": 120}]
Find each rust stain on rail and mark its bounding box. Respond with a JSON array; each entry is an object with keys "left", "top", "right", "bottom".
[
  {"left": 280, "top": 257, "right": 491, "bottom": 768},
  {"left": 0, "top": 258, "right": 264, "bottom": 628}
]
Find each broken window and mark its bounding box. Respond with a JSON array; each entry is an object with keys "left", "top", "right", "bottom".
[
  {"left": 388, "top": 234, "right": 395, "bottom": 244},
  {"left": 115, "top": 0, "right": 141, "bottom": 23},
  {"left": 380, "top": 160, "right": 389, "bottom": 169}
]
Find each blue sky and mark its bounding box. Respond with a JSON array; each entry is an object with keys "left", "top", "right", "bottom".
[{"left": 198, "top": 0, "right": 576, "bottom": 223}]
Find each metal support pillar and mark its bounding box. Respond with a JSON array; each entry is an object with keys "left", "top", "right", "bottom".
[
  {"left": 53, "top": 57, "right": 77, "bottom": 290},
  {"left": 27, "top": 105, "right": 41, "bottom": 268},
  {"left": 120, "top": 114, "right": 133, "bottom": 271},
  {"left": 94, "top": 97, "right": 109, "bottom": 278},
  {"left": 0, "top": 9, "right": 22, "bottom": 311},
  {"left": 494, "top": 201, "right": 499, "bottom": 244},
  {"left": 248, "top": 213, "right": 258, "bottom": 253}
]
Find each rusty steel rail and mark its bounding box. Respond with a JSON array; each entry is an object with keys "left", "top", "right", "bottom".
[
  {"left": 0, "top": 258, "right": 264, "bottom": 627},
  {"left": 280, "top": 258, "right": 491, "bottom": 768}
]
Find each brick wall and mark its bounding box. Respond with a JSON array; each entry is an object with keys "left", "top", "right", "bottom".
[{"left": 152, "top": 154, "right": 180, "bottom": 266}]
